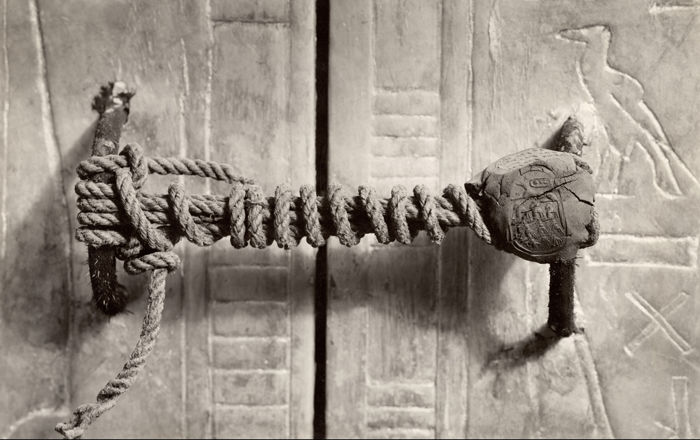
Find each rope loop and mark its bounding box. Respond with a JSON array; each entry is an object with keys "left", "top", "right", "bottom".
[
  {"left": 121, "top": 143, "right": 148, "bottom": 189},
  {"left": 228, "top": 182, "right": 247, "bottom": 249},
  {"left": 168, "top": 183, "right": 213, "bottom": 247},
  {"left": 245, "top": 185, "right": 267, "bottom": 249},
  {"left": 414, "top": 185, "right": 445, "bottom": 243},
  {"left": 389, "top": 185, "right": 412, "bottom": 244},
  {"left": 329, "top": 185, "right": 359, "bottom": 247},
  {"left": 115, "top": 168, "right": 172, "bottom": 252},
  {"left": 273, "top": 185, "right": 294, "bottom": 249},
  {"left": 124, "top": 251, "right": 181, "bottom": 274},
  {"left": 359, "top": 185, "right": 390, "bottom": 244},
  {"left": 300, "top": 185, "right": 325, "bottom": 247},
  {"left": 443, "top": 184, "right": 491, "bottom": 243}
]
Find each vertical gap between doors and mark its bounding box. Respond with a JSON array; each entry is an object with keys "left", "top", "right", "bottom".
[{"left": 313, "top": 0, "right": 330, "bottom": 438}]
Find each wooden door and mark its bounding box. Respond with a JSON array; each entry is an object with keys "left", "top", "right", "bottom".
[
  {"left": 326, "top": 0, "right": 700, "bottom": 438},
  {"left": 0, "top": 1, "right": 315, "bottom": 438},
  {"left": 2, "top": 0, "right": 700, "bottom": 439}
]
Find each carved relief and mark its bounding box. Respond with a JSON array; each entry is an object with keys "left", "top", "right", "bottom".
[
  {"left": 625, "top": 291, "right": 692, "bottom": 356},
  {"left": 203, "top": 1, "right": 313, "bottom": 436},
  {"left": 371, "top": 90, "right": 440, "bottom": 193},
  {"left": 656, "top": 377, "right": 694, "bottom": 439},
  {"left": 328, "top": 1, "right": 700, "bottom": 437},
  {"left": 650, "top": 0, "right": 700, "bottom": 13},
  {"left": 587, "top": 235, "right": 698, "bottom": 268},
  {"left": 558, "top": 25, "right": 699, "bottom": 196},
  {"left": 208, "top": 262, "right": 292, "bottom": 438},
  {"left": 365, "top": 382, "right": 436, "bottom": 438}
]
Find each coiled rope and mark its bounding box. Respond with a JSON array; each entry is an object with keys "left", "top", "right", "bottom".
[{"left": 56, "top": 143, "right": 492, "bottom": 438}]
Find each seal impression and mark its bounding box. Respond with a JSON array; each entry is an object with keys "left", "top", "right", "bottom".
[
  {"left": 466, "top": 148, "right": 597, "bottom": 264},
  {"left": 508, "top": 165, "right": 568, "bottom": 257}
]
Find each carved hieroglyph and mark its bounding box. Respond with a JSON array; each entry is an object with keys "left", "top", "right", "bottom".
[
  {"left": 480, "top": 1, "right": 700, "bottom": 438},
  {"left": 558, "top": 24, "right": 699, "bottom": 197}
]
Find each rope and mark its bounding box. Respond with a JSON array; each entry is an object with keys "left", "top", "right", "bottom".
[
  {"left": 56, "top": 262, "right": 178, "bottom": 439},
  {"left": 57, "top": 143, "right": 492, "bottom": 438},
  {"left": 74, "top": 145, "right": 491, "bottom": 253}
]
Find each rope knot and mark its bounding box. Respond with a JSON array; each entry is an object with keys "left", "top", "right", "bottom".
[
  {"left": 120, "top": 143, "right": 148, "bottom": 189},
  {"left": 125, "top": 251, "right": 181, "bottom": 274},
  {"left": 55, "top": 404, "right": 95, "bottom": 439},
  {"left": 75, "top": 142, "right": 181, "bottom": 279}
]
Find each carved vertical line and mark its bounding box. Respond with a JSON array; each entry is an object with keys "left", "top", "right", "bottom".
[
  {"left": 523, "top": 264, "right": 539, "bottom": 424},
  {"left": 29, "top": 0, "right": 73, "bottom": 280},
  {"left": 206, "top": 268, "right": 214, "bottom": 438},
  {"left": 434, "top": 0, "right": 443, "bottom": 436},
  {"left": 573, "top": 289, "right": 615, "bottom": 438},
  {"left": 365, "top": 0, "right": 375, "bottom": 432},
  {"left": 464, "top": 3, "right": 475, "bottom": 434},
  {"left": 285, "top": 4, "right": 294, "bottom": 435},
  {"left": 178, "top": 36, "right": 189, "bottom": 439},
  {"left": 29, "top": 0, "right": 68, "bottom": 235},
  {"left": 465, "top": 3, "right": 474, "bottom": 434},
  {"left": 466, "top": 0, "right": 483, "bottom": 434},
  {"left": 204, "top": 0, "right": 213, "bottom": 183},
  {"left": 672, "top": 376, "right": 692, "bottom": 438},
  {"left": 286, "top": 258, "right": 292, "bottom": 437},
  {"left": 370, "top": 0, "right": 376, "bottom": 93},
  {"left": 29, "top": 0, "right": 74, "bottom": 411},
  {"left": 0, "top": 0, "right": 8, "bottom": 262},
  {"left": 204, "top": 2, "right": 214, "bottom": 438},
  {"left": 573, "top": 336, "right": 615, "bottom": 438}
]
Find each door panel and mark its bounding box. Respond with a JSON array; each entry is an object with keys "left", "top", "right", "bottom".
[
  {"left": 0, "top": 0, "right": 315, "bottom": 437},
  {"left": 2, "top": 0, "right": 700, "bottom": 438},
  {"left": 328, "top": 1, "right": 474, "bottom": 437},
  {"left": 327, "top": 0, "right": 700, "bottom": 438},
  {"left": 0, "top": 1, "right": 71, "bottom": 437}
]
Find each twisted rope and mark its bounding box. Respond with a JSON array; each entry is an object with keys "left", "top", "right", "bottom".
[
  {"left": 74, "top": 147, "right": 491, "bottom": 254},
  {"left": 58, "top": 143, "right": 492, "bottom": 438},
  {"left": 56, "top": 262, "right": 178, "bottom": 439}
]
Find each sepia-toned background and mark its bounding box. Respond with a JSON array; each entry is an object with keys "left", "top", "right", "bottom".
[{"left": 1, "top": 0, "right": 699, "bottom": 438}]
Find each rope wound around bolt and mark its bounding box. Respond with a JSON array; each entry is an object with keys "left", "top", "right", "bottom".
[
  {"left": 74, "top": 142, "right": 495, "bottom": 272},
  {"left": 59, "top": 131, "right": 599, "bottom": 438}
]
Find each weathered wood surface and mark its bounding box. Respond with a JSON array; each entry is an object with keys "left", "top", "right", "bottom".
[
  {"left": 2, "top": 0, "right": 700, "bottom": 438},
  {"left": 327, "top": 0, "right": 700, "bottom": 438},
  {"left": 0, "top": 0, "right": 315, "bottom": 438},
  {"left": 0, "top": 1, "right": 71, "bottom": 437}
]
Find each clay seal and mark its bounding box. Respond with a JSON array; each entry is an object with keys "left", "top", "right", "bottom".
[{"left": 466, "top": 148, "right": 597, "bottom": 264}]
